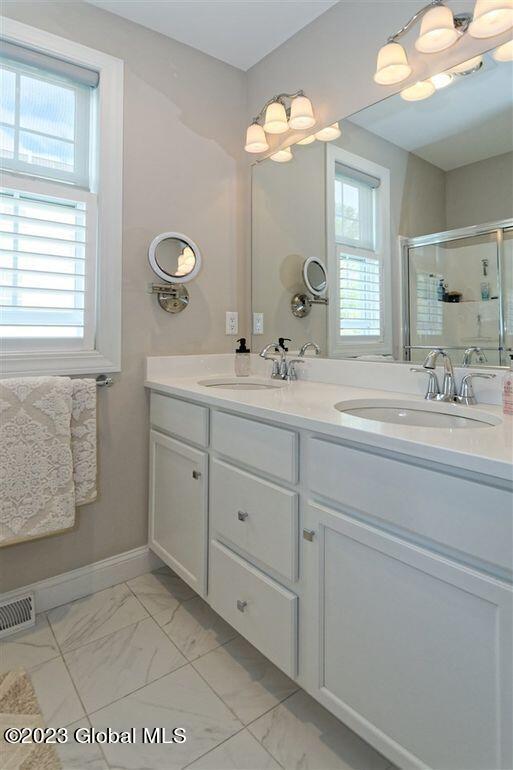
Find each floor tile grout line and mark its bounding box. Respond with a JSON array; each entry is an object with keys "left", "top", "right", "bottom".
[
  {"left": 181, "top": 724, "right": 247, "bottom": 770},
  {"left": 45, "top": 610, "right": 90, "bottom": 726}
]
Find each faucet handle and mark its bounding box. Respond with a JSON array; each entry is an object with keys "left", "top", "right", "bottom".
[
  {"left": 410, "top": 367, "right": 440, "bottom": 400},
  {"left": 457, "top": 372, "right": 496, "bottom": 405}
]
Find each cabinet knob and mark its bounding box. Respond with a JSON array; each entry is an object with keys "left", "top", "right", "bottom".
[
  {"left": 303, "top": 529, "right": 315, "bottom": 541},
  {"left": 192, "top": 470, "right": 202, "bottom": 480},
  {"left": 237, "top": 510, "right": 249, "bottom": 521},
  {"left": 237, "top": 599, "right": 247, "bottom": 612}
]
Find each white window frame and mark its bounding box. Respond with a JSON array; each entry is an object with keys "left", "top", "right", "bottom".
[
  {"left": 0, "top": 17, "right": 123, "bottom": 376},
  {"left": 326, "top": 145, "right": 392, "bottom": 358}
]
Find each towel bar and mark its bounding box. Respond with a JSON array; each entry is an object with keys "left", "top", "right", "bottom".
[{"left": 96, "top": 374, "right": 113, "bottom": 387}]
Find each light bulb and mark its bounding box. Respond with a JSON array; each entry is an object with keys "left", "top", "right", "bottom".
[
  {"left": 315, "top": 122, "right": 341, "bottom": 141},
  {"left": 400, "top": 80, "right": 436, "bottom": 101},
  {"left": 450, "top": 55, "right": 483, "bottom": 74},
  {"left": 296, "top": 134, "right": 316, "bottom": 145},
  {"left": 263, "top": 101, "right": 288, "bottom": 134},
  {"left": 244, "top": 122, "right": 269, "bottom": 153},
  {"left": 289, "top": 95, "right": 316, "bottom": 130},
  {"left": 270, "top": 146, "right": 293, "bottom": 162},
  {"left": 374, "top": 42, "right": 412, "bottom": 85},
  {"left": 430, "top": 71, "right": 454, "bottom": 89},
  {"left": 415, "top": 5, "right": 459, "bottom": 53},
  {"left": 493, "top": 38, "right": 513, "bottom": 59},
  {"left": 469, "top": 0, "right": 513, "bottom": 38}
]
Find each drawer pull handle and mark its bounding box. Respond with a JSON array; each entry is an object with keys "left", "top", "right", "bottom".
[
  {"left": 237, "top": 510, "right": 249, "bottom": 522},
  {"left": 237, "top": 599, "right": 247, "bottom": 612},
  {"left": 303, "top": 529, "right": 315, "bottom": 542},
  {"left": 192, "top": 470, "right": 202, "bottom": 480}
]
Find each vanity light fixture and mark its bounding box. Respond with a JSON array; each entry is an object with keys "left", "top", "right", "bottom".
[
  {"left": 415, "top": 5, "right": 459, "bottom": 52},
  {"left": 270, "top": 146, "right": 293, "bottom": 163},
  {"left": 244, "top": 91, "right": 316, "bottom": 153},
  {"left": 449, "top": 55, "right": 483, "bottom": 74},
  {"left": 245, "top": 121, "right": 269, "bottom": 153},
  {"left": 401, "top": 79, "right": 436, "bottom": 100},
  {"left": 493, "top": 38, "right": 513, "bottom": 59},
  {"left": 469, "top": 0, "right": 513, "bottom": 38},
  {"left": 315, "top": 122, "right": 342, "bottom": 141},
  {"left": 374, "top": 1, "right": 512, "bottom": 87}
]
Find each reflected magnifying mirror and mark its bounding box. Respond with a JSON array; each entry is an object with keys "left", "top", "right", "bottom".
[{"left": 291, "top": 257, "right": 329, "bottom": 317}]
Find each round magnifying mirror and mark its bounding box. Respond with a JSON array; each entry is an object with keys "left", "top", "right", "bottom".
[
  {"left": 303, "top": 257, "right": 327, "bottom": 297},
  {"left": 148, "top": 232, "right": 202, "bottom": 284}
]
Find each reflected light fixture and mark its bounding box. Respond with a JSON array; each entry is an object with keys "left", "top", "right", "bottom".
[
  {"left": 493, "top": 38, "right": 513, "bottom": 58},
  {"left": 430, "top": 71, "right": 454, "bottom": 88},
  {"left": 270, "top": 146, "right": 293, "bottom": 163},
  {"left": 469, "top": 0, "right": 513, "bottom": 38},
  {"left": 415, "top": 5, "right": 459, "bottom": 52},
  {"left": 374, "top": 42, "right": 412, "bottom": 84},
  {"left": 244, "top": 122, "right": 269, "bottom": 153},
  {"left": 296, "top": 134, "right": 317, "bottom": 145},
  {"left": 315, "top": 122, "right": 342, "bottom": 141},
  {"left": 401, "top": 79, "right": 436, "bottom": 101},
  {"left": 244, "top": 90, "right": 317, "bottom": 154},
  {"left": 449, "top": 55, "right": 483, "bottom": 74}
]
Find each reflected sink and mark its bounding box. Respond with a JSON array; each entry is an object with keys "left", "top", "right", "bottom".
[
  {"left": 198, "top": 377, "right": 284, "bottom": 391},
  {"left": 334, "top": 399, "right": 501, "bottom": 429}
]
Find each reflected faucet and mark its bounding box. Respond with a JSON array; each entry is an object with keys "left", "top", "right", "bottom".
[
  {"left": 423, "top": 349, "right": 456, "bottom": 401},
  {"left": 462, "top": 347, "right": 487, "bottom": 366}
]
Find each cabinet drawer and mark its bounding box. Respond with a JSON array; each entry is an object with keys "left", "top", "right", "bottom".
[
  {"left": 307, "top": 438, "right": 513, "bottom": 574},
  {"left": 211, "top": 459, "right": 298, "bottom": 581},
  {"left": 150, "top": 392, "right": 209, "bottom": 447},
  {"left": 211, "top": 410, "right": 297, "bottom": 483},
  {"left": 209, "top": 540, "right": 297, "bottom": 676}
]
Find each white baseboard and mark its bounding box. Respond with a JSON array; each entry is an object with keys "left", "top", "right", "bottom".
[{"left": 0, "top": 546, "right": 164, "bottom": 613}]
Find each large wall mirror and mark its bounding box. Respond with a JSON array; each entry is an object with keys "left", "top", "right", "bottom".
[{"left": 251, "top": 49, "right": 513, "bottom": 367}]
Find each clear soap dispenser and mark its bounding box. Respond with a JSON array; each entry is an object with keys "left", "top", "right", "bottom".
[
  {"left": 235, "top": 337, "right": 251, "bottom": 377},
  {"left": 503, "top": 355, "right": 513, "bottom": 415}
]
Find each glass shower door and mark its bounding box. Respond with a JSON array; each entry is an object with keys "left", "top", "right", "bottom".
[{"left": 407, "top": 231, "right": 502, "bottom": 365}]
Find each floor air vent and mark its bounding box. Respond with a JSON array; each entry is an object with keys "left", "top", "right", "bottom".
[{"left": 0, "top": 594, "right": 35, "bottom": 639}]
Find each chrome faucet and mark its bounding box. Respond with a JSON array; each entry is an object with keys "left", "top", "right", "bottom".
[
  {"left": 259, "top": 341, "right": 285, "bottom": 379},
  {"left": 423, "top": 349, "right": 456, "bottom": 401},
  {"left": 462, "top": 347, "right": 487, "bottom": 366},
  {"left": 299, "top": 342, "right": 321, "bottom": 357}
]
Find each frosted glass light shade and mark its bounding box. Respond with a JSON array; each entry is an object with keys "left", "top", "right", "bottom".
[
  {"left": 374, "top": 42, "right": 412, "bottom": 85},
  {"left": 296, "top": 134, "right": 316, "bottom": 145},
  {"left": 315, "top": 122, "right": 341, "bottom": 141},
  {"left": 244, "top": 122, "right": 269, "bottom": 153},
  {"left": 415, "top": 5, "right": 459, "bottom": 52},
  {"left": 493, "top": 39, "right": 513, "bottom": 58},
  {"left": 449, "top": 55, "right": 483, "bottom": 74},
  {"left": 430, "top": 71, "right": 453, "bottom": 89},
  {"left": 270, "top": 146, "right": 293, "bottom": 162},
  {"left": 263, "top": 101, "right": 288, "bottom": 134},
  {"left": 289, "top": 95, "right": 316, "bottom": 130},
  {"left": 469, "top": 0, "right": 513, "bottom": 37},
  {"left": 400, "top": 80, "right": 436, "bottom": 101}
]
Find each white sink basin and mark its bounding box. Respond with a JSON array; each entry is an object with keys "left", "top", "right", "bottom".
[
  {"left": 334, "top": 398, "right": 501, "bottom": 429},
  {"left": 198, "top": 377, "right": 284, "bottom": 391}
]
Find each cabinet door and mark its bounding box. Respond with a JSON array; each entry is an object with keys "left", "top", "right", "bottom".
[
  {"left": 302, "top": 502, "right": 512, "bottom": 770},
  {"left": 149, "top": 430, "right": 207, "bottom": 596}
]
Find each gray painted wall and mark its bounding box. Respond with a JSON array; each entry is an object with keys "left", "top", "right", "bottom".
[{"left": 446, "top": 152, "right": 513, "bottom": 229}]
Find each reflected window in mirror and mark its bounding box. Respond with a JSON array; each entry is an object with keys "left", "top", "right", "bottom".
[{"left": 327, "top": 147, "right": 391, "bottom": 357}]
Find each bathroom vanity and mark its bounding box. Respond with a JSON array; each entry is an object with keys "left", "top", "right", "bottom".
[{"left": 146, "top": 356, "right": 512, "bottom": 770}]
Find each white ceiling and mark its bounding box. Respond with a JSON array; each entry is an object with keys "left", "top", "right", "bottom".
[
  {"left": 350, "top": 54, "right": 513, "bottom": 171},
  {"left": 86, "top": 0, "right": 338, "bottom": 70}
]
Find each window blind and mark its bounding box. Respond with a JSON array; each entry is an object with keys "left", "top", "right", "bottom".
[
  {"left": 0, "top": 189, "right": 88, "bottom": 340},
  {"left": 416, "top": 272, "right": 443, "bottom": 336},
  {"left": 339, "top": 251, "right": 381, "bottom": 337}
]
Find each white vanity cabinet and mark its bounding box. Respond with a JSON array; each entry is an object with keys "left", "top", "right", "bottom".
[{"left": 147, "top": 388, "right": 513, "bottom": 770}]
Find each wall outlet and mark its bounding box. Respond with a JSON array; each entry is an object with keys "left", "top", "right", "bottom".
[
  {"left": 253, "top": 312, "right": 264, "bottom": 335},
  {"left": 225, "top": 311, "right": 239, "bottom": 335}
]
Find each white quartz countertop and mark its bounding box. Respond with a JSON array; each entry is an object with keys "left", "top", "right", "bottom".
[{"left": 145, "top": 356, "right": 513, "bottom": 484}]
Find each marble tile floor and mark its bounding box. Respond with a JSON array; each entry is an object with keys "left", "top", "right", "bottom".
[{"left": 0, "top": 567, "right": 396, "bottom": 770}]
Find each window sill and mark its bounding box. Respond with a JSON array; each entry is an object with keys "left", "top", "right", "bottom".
[{"left": 0, "top": 350, "right": 121, "bottom": 377}]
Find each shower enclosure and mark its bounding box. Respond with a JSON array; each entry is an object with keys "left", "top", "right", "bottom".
[{"left": 404, "top": 219, "right": 513, "bottom": 367}]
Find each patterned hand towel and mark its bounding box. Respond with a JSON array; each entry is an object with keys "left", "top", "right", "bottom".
[{"left": 0, "top": 377, "right": 97, "bottom": 547}]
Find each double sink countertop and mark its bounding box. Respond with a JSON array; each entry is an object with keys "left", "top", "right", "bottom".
[{"left": 145, "top": 355, "right": 513, "bottom": 485}]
